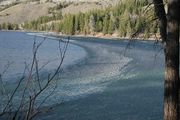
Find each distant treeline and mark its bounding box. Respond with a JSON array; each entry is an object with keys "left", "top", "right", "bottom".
[
  {"left": 0, "top": 23, "right": 19, "bottom": 30},
  {"left": 1, "top": 0, "right": 158, "bottom": 38}
]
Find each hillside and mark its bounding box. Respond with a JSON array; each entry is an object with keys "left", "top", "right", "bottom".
[
  {"left": 0, "top": 0, "right": 158, "bottom": 39},
  {"left": 0, "top": 2, "right": 56, "bottom": 24},
  {"left": 0, "top": 0, "right": 120, "bottom": 24},
  {"left": 20, "top": 0, "right": 157, "bottom": 39}
]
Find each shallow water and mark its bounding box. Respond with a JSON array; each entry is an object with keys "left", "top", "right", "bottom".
[
  {"left": 0, "top": 31, "right": 86, "bottom": 81},
  {"left": 0, "top": 32, "right": 164, "bottom": 120},
  {"left": 39, "top": 38, "right": 164, "bottom": 120}
]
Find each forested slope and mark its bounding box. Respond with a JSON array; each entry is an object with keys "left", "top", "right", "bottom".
[{"left": 1, "top": 0, "right": 158, "bottom": 38}]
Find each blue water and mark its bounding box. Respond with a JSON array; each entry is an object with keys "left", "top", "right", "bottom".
[
  {"left": 0, "top": 31, "right": 86, "bottom": 81},
  {"left": 0, "top": 31, "right": 164, "bottom": 120}
]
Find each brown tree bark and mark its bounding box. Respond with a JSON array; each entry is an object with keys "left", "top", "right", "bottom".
[
  {"left": 153, "top": 0, "right": 180, "bottom": 120},
  {"left": 153, "top": 0, "right": 167, "bottom": 42},
  {"left": 164, "top": 0, "right": 179, "bottom": 120}
]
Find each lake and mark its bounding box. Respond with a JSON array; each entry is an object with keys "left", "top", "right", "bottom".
[{"left": 0, "top": 31, "right": 164, "bottom": 120}]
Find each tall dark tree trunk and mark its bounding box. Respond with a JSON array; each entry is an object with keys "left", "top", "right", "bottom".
[
  {"left": 153, "top": 0, "right": 167, "bottom": 43},
  {"left": 164, "top": 0, "right": 179, "bottom": 120},
  {"left": 153, "top": 0, "right": 180, "bottom": 120}
]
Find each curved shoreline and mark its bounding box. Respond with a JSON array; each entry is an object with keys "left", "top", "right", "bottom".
[
  {"left": 0, "top": 31, "right": 164, "bottom": 120},
  {"left": 2, "top": 30, "right": 161, "bottom": 42},
  {"left": 36, "top": 35, "right": 164, "bottom": 120},
  {"left": 26, "top": 32, "right": 89, "bottom": 69}
]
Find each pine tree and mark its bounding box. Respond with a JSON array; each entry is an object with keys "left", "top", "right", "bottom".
[
  {"left": 103, "top": 14, "right": 110, "bottom": 34},
  {"left": 89, "top": 14, "right": 96, "bottom": 34}
]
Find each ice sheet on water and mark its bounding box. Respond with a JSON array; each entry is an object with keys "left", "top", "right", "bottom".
[
  {"left": 27, "top": 32, "right": 62, "bottom": 40},
  {"left": 38, "top": 39, "right": 134, "bottom": 105}
]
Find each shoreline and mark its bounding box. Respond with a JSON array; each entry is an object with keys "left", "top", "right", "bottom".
[
  {"left": 0, "top": 29, "right": 162, "bottom": 42},
  {"left": 0, "top": 29, "right": 164, "bottom": 120},
  {"left": 40, "top": 31, "right": 162, "bottom": 42}
]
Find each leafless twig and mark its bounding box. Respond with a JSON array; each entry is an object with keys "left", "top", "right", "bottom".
[{"left": 0, "top": 35, "right": 70, "bottom": 120}]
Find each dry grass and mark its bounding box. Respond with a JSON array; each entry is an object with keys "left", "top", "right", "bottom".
[
  {"left": 61, "top": 2, "right": 102, "bottom": 15},
  {"left": 0, "top": 2, "right": 56, "bottom": 24},
  {"left": 0, "top": 0, "right": 120, "bottom": 24}
]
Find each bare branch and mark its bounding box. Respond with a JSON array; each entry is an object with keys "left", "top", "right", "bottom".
[{"left": 153, "top": 0, "right": 167, "bottom": 43}]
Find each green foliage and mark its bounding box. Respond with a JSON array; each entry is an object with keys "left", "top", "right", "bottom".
[
  {"left": 0, "top": 23, "right": 19, "bottom": 30},
  {"left": 22, "top": 0, "right": 157, "bottom": 38},
  {"left": 23, "top": 13, "right": 62, "bottom": 31},
  {"left": 103, "top": 13, "right": 110, "bottom": 34},
  {"left": 89, "top": 14, "right": 96, "bottom": 33}
]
